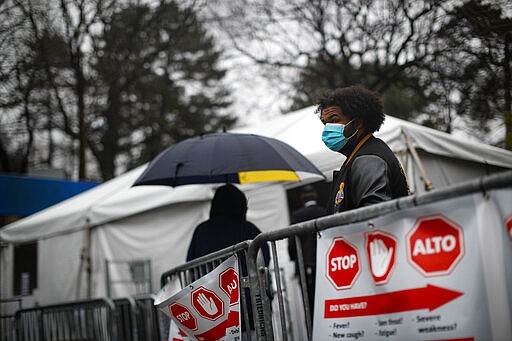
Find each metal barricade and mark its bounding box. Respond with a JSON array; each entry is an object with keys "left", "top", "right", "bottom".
[
  {"left": 1, "top": 298, "right": 22, "bottom": 341},
  {"left": 106, "top": 259, "right": 153, "bottom": 297},
  {"left": 159, "top": 241, "right": 270, "bottom": 341},
  {"left": 112, "top": 297, "right": 137, "bottom": 341},
  {"left": 132, "top": 295, "right": 166, "bottom": 341},
  {"left": 5, "top": 296, "right": 163, "bottom": 341},
  {"left": 14, "top": 298, "right": 116, "bottom": 341},
  {"left": 112, "top": 295, "right": 165, "bottom": 341},
  {"left": 246, "top": 170, "right": 512, "bottom": 341}
]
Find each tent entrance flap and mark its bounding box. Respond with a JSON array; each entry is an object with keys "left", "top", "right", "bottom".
[{"left": 402, "top": 131, "right": 434, "bottom": 191}]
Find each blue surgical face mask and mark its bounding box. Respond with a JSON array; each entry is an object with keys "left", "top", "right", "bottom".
[{"left": 322, "top": 121, "right": 356, "bottom": 151}]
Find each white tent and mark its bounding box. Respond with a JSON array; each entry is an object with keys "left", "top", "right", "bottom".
[
  {"left": 2, "top": 107, "right": 512, "bottom": 305},
  {"left": 234, "top": 106, "right": 512, "bottom": 192}
]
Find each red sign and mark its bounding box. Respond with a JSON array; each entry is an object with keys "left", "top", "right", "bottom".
[
  {"left": 191, "top": 286, "right": 224, "bottom": 321},
  {"left": 326, "top": 237, "right": 360, "bottom": 290},
  {"left": 506, "top": 216, "right": 512, "bottom": 241},
  {"left": 169, "top": 302, "right": 197, "bottom": 331},
  {"left": 324, "top": 284, "right": 463, "bottom": 318},
  {"left": 365, "top": 230, "right": 397, "bottom": 285},
  {"left": 219, "top": 267, "right": 239, "bottom": 305},
  {"left": 194, "top": 311, "right": 240, "bottom": 341},
  {"left": 407, "top": 215, "right": 465, "bottom": 276}
]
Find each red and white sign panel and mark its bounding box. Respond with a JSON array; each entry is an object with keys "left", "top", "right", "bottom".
[
  {"left": 191, "top": 287, "right": 225, "bottom": 321},
  {"left": 314, "top": 188, "right": 512, "bottom": 340},
  {"left": 326, "top": 237, "right": 360, "bottom": 290},
  {"left": 365, "top": 230, "right": 397, "bottom": 285},
  {"left": 155, "top": 255, "right": 241, "bottom": 341},
  {"left": 407, "top": 215, "right": 465, "bottom": 277},
  {"left": 219, "top": 267, "right": 239, "bottom": 306},
  {"left": 170, "top": 303, "right": 198, "bottom": 331}
]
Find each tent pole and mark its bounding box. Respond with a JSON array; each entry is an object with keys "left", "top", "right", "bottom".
[
  {"left": 401, "top": 132, "right": 434, "bottom": 191},
  {"left": 85, "top": 219, "right": 92, "bottom": 299},
  {"left": 76, "top": 218, "right": 92, "bottom": 299}
]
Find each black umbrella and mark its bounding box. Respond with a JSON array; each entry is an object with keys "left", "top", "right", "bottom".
[{"left": 132, "top": 132, "right": 324, "bottom": 187}]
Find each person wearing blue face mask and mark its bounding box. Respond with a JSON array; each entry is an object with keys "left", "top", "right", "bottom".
[{"left": 315, "top": 85, "right": 409, "bottom": 214}]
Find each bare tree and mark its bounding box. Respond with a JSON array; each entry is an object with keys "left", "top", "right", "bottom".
[
  {"left": 0, "top": 0, "right": 49, "bottom": 173},
  {"left": 0, "top": 0, "right": 234, "bottom": 180},
  {"left": 434, "top": 0, "right": 512, "bottom": 149},
  {"left": 203, "top": 0, "right": 449, "bottom": 120}
]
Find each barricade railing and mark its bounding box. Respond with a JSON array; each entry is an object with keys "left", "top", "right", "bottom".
[
  {"left": 1, "top": 298, "right": 22, "bottom": 341},
  {"left": 112, "top": 294, "right": 164, "bottom": 341},
  {"left": 159, "top": 240, "right": 271, "bottom": 341},
  {"left": 112, "top": 297, "right": 137, "bottom": 341},
  {"left": 14, "top": 298, "right": 116, "bottom": 341},
  {"left": 6, "top": 295, "right": 165, "bottom": 341},
  {"left": 245, "top": 170, "right": 512, "bottom": 341},
  {"left": 132, "top": 294, "right": 166, "bottom": 341}
]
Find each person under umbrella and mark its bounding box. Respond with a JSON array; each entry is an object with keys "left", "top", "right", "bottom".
[{"left": 186, "top": 184, "right": 270, "bottom": 336}]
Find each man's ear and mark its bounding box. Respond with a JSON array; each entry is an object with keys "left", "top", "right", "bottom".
[{"left": 354, "top": 117, "right": 364, "bottom": 131}]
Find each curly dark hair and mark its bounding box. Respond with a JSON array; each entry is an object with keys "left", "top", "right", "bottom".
[{"left": 315, "top": 85, "right": 385, "bottom": 133}]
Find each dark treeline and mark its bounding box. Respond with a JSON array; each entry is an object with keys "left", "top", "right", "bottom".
[
  {"left": 1, "top": 0, "right": 511, "bottom": 181},
  {"left": 0, "top": 0, "right": 235, "bottom": 180}
]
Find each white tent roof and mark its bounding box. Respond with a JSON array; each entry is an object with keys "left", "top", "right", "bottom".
[{"left": 2, "top": 107, "right": 512, "bottom": 243}]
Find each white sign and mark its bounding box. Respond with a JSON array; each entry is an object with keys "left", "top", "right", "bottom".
[
  {"left": 155, "top": 255, "right": 241, "bottom": 341},
  {"left": 313, "top": 188, "right": 512, "bottom": 340}
]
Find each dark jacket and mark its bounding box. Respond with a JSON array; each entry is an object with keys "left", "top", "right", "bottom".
[
  {"left": 328, "top": 135, "right": 409, "bottom": 214},
  {"left": 186, "top": 184, "right": 269, "bottom": 265},
  {"left": 186, "top": 184, "right": 270, "bottom": 331}
]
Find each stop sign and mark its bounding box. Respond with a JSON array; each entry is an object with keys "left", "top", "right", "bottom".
[
  {"left": 169, "top": 302, "right": 197, "bottom": 331},
  {"left": 506, "top": 216, "right": 512, "bottom": 241},
  {"left": 326, "top": 237, "right": 360, "bottom": 290},
  {"left": 219, "top": 267, "right": 239, "bottom": 305},
  {"left": 191, "top": 286, "right": 224, "bottom": 321},
  {"left": 407, "top": 215, "right": 465, "bottom": 277}
]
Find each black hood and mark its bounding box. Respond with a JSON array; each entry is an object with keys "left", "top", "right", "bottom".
[{"left": 210, "top": 184, "right": 247, "bottom": 219}]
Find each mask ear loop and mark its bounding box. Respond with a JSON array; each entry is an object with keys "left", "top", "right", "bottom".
[
  {"left": 344, "top": 119, "right": 358, "bottom": 140},
  {"left": 346, "top": 129, "right": 358, "bottom": 140}
]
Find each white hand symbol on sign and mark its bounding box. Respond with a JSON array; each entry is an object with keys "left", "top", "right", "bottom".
[
  {"left": 197, "top": 292, "right": 218, "bottom": 315},
  {"left": 370, "top": 238, "right": 393, "bottom": 277}
]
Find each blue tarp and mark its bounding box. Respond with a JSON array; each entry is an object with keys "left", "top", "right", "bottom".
[{"left": 0, "top": 174, "right": 99, "bottom": 216}]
